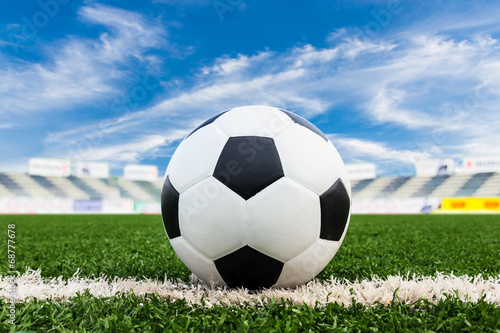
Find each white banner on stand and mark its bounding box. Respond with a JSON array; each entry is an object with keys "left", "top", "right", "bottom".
[
  {"left": 74, "top": 162, "right": 109, "bottom": 178},
  {"left": 462, "top": 156, "right": 500, "bottom": 173},
  {"left": 345, "top": 163, "right": 376, "bottom": 180},
  {"left": 29, "top": 158, "right": 71, "bottom": 177},
  {"left": 414, "top": 159, "right": 454, "bottom": 177},
  {"left": 352, "top": 198, "right": 441, "bottom": 214},
  {"left": 123, "top": 164, "right": 158, "bottom": 181}
]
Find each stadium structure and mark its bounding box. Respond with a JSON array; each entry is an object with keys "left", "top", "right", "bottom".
[{"left": 0, "top": 157, "right": 499, "bottom": 214}]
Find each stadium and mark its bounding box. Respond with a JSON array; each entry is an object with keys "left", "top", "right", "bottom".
[
  {"left": 1, "top": 1, "right": 500, "bottom": 332},
  {"left": 1, "top": 157, "right": 499, "bottom": 215},
  {"left": 1, "top": 154, "right": 499, "bottom": 330},
  {"left": 0, "top": 156, "right": 500, "bottom": 214}
]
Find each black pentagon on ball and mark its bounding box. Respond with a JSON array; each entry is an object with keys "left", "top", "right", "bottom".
[
  {"left": 280, "top": 109, "right": 328, "bottom": 142},
  {"left": 161, "top": 176, "right": 181, "bottom": 239},
  {"left": 186, "top": 110, "right": 229, "bottom": 138},
  {"left": 213, "top": 136, "right": 284, "bottom": 200},
  {"left": 214, "top": 246, "right": 284, "bottom": 289},
  {"left": 319, "top": 179, "right": 351, "bottom": 241}
]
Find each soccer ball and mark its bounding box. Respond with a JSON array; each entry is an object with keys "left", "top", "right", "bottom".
[{"left": 161, "top": 105, "right": 351, "bottom": 289}]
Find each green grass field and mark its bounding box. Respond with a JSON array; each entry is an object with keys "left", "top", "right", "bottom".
[{"left": 1, "top": 214, "right": 499, "bottom": 332}]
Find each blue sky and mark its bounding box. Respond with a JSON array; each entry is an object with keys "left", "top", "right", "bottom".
[{"left": 1, "top": 0, "right": 500, "bottom": 177}]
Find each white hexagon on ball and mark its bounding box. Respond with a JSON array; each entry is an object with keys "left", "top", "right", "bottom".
[
  {"left": 161, "top": 105, "right": 351, "bottom": 290},
  {"left": 245, "top": 177, "right": 320, "bottom": 262},
  {"left": 179, "top": 177, "right": 246, "bottom": 260}
]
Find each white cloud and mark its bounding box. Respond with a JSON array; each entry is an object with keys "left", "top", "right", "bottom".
[
  {"left": 60, "top": 132, "right": 187, "bottom": 164},
  {"left": 35, "top": 15, "right": 500, "bottom": 171},
  {"left": 0, "top": 4, "right": 173, "bottom": 118},
  {"left": 366, "top": 87, "right": 440, "bottom": 129},
  {"left": 45, "top": 117, "right": 143, "bottom": 145},
  {"left": 79, "top": 5, "right": 165, "bottom": 50},
  {"left": 0, "top": 123, "right": 13, "bottom": 130},
  {"left": 329, "top": 135, "right": 436, "bottom": 176},
  {"left": 38, "top": 36, "right": 393, "bottom": 157},
  {"left": 330, "top": 135, "right": 430, "bottom": 164},
  {"left": 200, "top": 52, "right": 272, "bottom": 76},
  {"left": 370, "top": 35, "right": 482, "bottom": 85},
  {"left": 340, "top": 38, "right": 396, "bottom": 59}
]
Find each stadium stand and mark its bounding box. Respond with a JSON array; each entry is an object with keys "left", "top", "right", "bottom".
[
  {"left": 0, "top": 172, "right": 161, "bottom": 202},
  {"left": 349, "top": 178, "right": 372, "bottom": 193},
  {"left": 30, "top": 175, "right": 69, "bottom": 198},
  {"left": 351, "top": 177, "right": 394, "bottom": 199},
  {"left": 378, "top": 177, "right": 411, "bottom": 197},
  {"left": 428, "top": 174, "right": 475, "bottom": 198},
  {"left": 1, "top": 172, "right": 498, "bottom": 201},
  {"left": 412, "top": 175, "right": 449, "bottom": 198},
  {"left": 390, "top": 176, "right": 433, "bottom": 198},
  {"left": 474, "top": 173, "right": 500, "bottom": 197},
  {"left": 67, "top": 176, "right": 107, "bottom": 199},
  {"left": 116, "top": 178, "right": 157, "bottom": 202},
  {"left": 38, "top": 176, "right": 90, "bottom": 199},
  {"left": 454, "top": 173, "right": 494, "bottom": 197},
  {"left": 0, "top": 182, "right": 10, "bottom": 197},
  {"left": 6, "top": 173, "right": 53, "bottom": 198},
  {"left": 0, "top": 173, "right": 29, "bottom": 197},
  {"left": 346, "top": 173, "right": 499, "bottom": 200}
]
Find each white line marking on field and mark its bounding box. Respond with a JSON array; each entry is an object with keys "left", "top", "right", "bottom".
[{"left": 1, "top": 269, "right": 499, "bottom": 307}]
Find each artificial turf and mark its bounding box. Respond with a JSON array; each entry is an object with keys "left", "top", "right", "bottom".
[
  {"left": 0, "top": 214, "right": 498, "bottom": 281},
  {"left": 0, "top": 214, "right": 499, "bottom": 332},
  {"left": 2, "top": 293, "right": 499, "bottom": 332}
]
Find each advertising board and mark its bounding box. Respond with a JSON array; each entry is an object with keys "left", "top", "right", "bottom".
[
  {"left": 414, "top": 159, "right": 454, "bottom": 177},
  {"left": 123, "top": 164, "right": 158, "bottom": 181},
  {"left": 352, "top": 197, "right": 441, "bottom": 214},
  {"left": 462, "top": 156, "right": 500, "bottom": 174},
  {"left": 0, "top": 198, "right": 74, "bottom": 214},
  {"left": 29, "top": 158, "right": 71, "bottom": 177},
  {"left": 345, "top": 163, "right": 376, "bottom": 180},
  {"left": 74, "top": 162, "right": 109, "bottom": 178}
]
